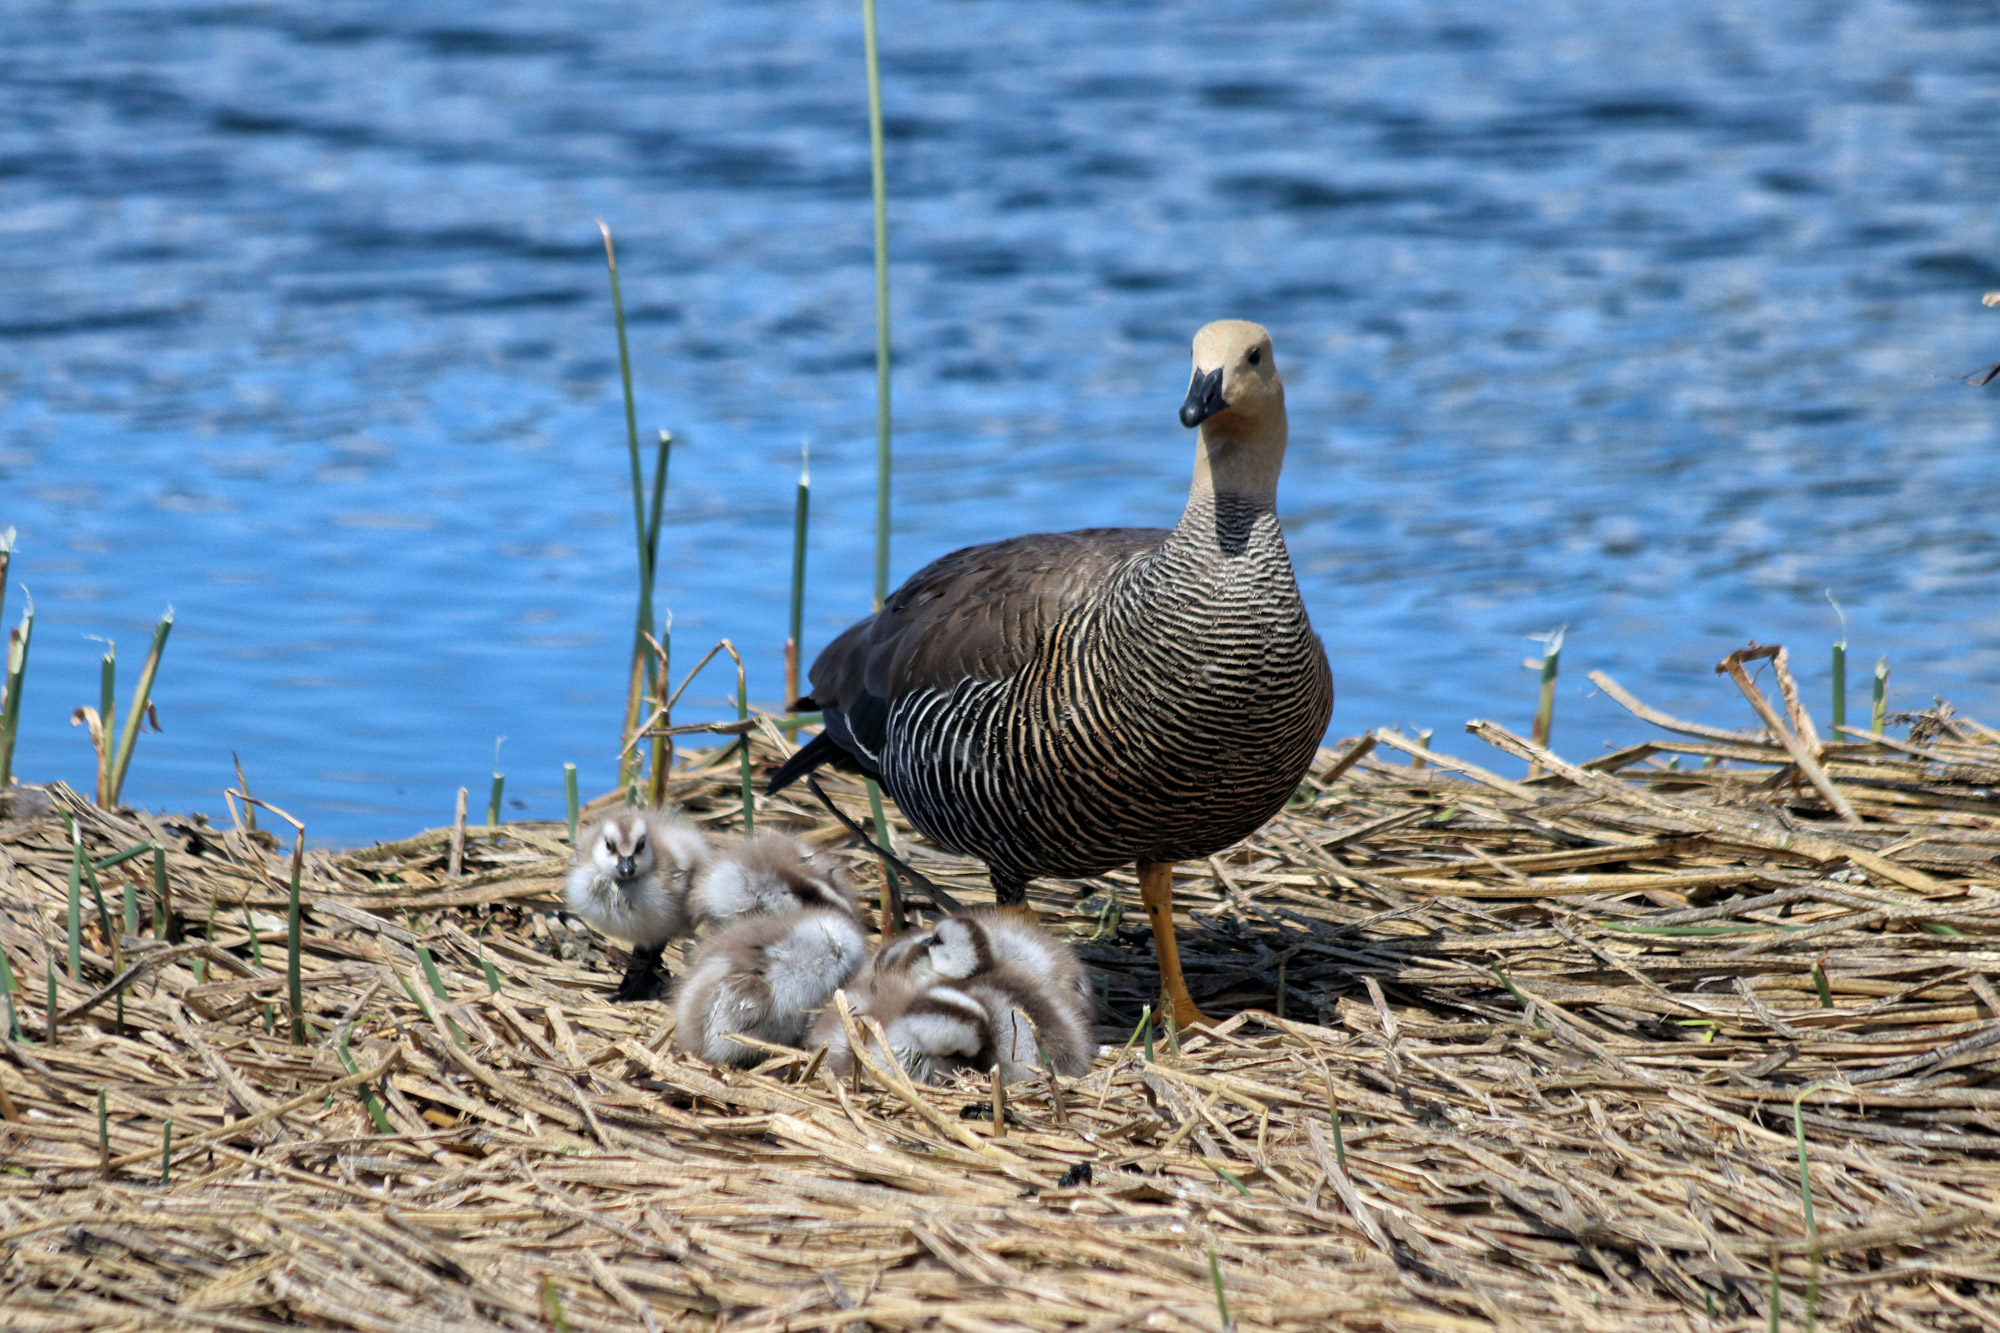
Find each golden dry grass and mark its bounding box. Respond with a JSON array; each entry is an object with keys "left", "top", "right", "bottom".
[{"left": 4, "top": 645, "right": 2000, "bottom": 1331}]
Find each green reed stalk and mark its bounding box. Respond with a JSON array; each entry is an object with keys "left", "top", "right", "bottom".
[
  {"left": 122, "top": 868, "right": 138, "bottom": 938},
  {"left": 338, "top": 1025, "right": 396, "bottom": 1134},
  {"left": 647, "top": 624, "right": 672, "bottom": 806},
  {"left": 717, "top": 641, "right": 755, "bottom": 833},
  {"left": 599, "top": 223, "right": 668, "bottom": 791},
  {"left": 487, "top": 736, "right": 506, "bottom": 827},
  {"left": 0, "top": 594, "right": 34, "bottom": 790},
  {"left": 45, "top": 954, "right": 58, "bottom": 1044},
  {"left": 1207, "top": 1245, "right": 1233, "bottom": 1333},
  {"left": 152, "top": 846, "right": 168, "bottom": 938},
  {"left": 785, "top": 442, "right": 811, "bottom": 721},
  {"left": 867, "top": 780, "right": 901, "bottom": 933},
  {"left": 0, "top": 527, "right": 12, "bottom": 636},
  {"left": 233, "top": 753, "right": 257, "bottom": 831},
  {"left": 65, "top": 826, "right": 83, "bottom": 982},
  {"left": 196, "top": 891, "right": 218, "bottom": 984},
  {"left": 1811, "top": 956, "right": 1832, "bottom": 1008},
  {"left": 1872, "top": 657, "right": 1889, "bottom": 736},
  {"left": 242, "top": 904, "right": 263, "bottom": 968},
  {"left": 85, "top": 856, "right": 114, "bottom": 966},
  {"left": 107, "top": 607, "right": 173, "bottom": 807},
  {"left": 863, "top": 0, "right": 892, "bottom": 610},
  {"left": 285, "top": 824, "right": 304, "bottom": 1044},
  {"left": 416, "top": 943, "right": 450, "bottom": 1001},
  {"left": 160, "top": 1116, "right": 172, "bottom": 1186},
  {"left": 0, "top": 949, "right": 18, "bottom": 1041},
  {"left": 97, "top": 639, "right": 115, "bottom": 804},
  {"left": 563, "top": 763, "right": 579, "bottom": 844},
  {"left": 1827, "top": 591, "right": 1848, "bottom": 736},
  {"left": 98, "top": 1089, "right": 109, "bottom": 1177},
  {"left": 1141, "top": 1005, "right": 1154, "bottom": 1063},
  {"left": 1527, "top": 627, "right": 1564, "bottom": 779},
  {"left": 234, "top": 791, "right": 310, "bottom": 1044}
]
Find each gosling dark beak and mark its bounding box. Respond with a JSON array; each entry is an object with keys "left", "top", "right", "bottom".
[
  {"left": 615, "top": 855, "right": 637, "bottom": 880},
  {"left": 1179, "top": 367, "right": 1226, "bottom": 428}
]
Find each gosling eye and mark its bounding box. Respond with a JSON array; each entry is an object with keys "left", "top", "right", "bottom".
[{"left": 1247, "top": 346, "right": 1262, "bottom": 366}]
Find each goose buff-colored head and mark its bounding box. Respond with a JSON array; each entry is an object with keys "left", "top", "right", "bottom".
[{"left": 1180, "top": 319, "right": 1286, "bottom": 506}]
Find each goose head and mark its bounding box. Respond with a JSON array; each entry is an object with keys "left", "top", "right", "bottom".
[
  {"left": 591, "top": 811, "right": 658, "bottom": 885},
  {"left": 1180, "top": 320, "right": 1289, "bottom": 508},
  {"left": 1181, "top": 320, "right": 1283, "bottom": 434}
]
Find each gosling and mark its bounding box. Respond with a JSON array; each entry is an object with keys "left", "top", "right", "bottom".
[
  {"left": 817, "top": 912, "right": 1094, "bottom": 1083},
  {"left": 565, "top": 808, "right": 709, "bottom": 1002},
  {"left": 673, "top": 908, "right": 870, "bottom": 1067},
  {"left": 690, "top": 830, "right": 857, "bottom": 925}
]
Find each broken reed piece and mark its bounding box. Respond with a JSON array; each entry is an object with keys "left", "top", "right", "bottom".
[
  {"left": 1714, "top": 644, "right": 1860, "bottom": 826},
  {"left": 1526, "top": 626, "right": 1564, "bottom": 779},
  {"left": 448, "top": 787, "right": 468, "bottom": 878}
]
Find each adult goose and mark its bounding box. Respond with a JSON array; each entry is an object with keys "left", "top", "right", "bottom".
[{"left": 769, "top": 320, "right": 1332, "bottom": 1026}]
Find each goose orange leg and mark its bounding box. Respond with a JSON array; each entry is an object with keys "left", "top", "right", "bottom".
[{"left": 1138, "top": 861, "right": 1214, "bottom": 1029}]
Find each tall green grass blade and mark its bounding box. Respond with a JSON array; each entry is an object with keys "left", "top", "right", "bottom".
[
  {"left": 711, "top": 641, "right": 756, "bottom": 832},
  {"left": 479, "top": 950, "right": 502, "bottom": 995},
  {"left": 84, "top": 856, "right": 114, "bottom": 962},
  {"left": 107, "top": 607, "right": 172, "bottom": 807},
  {"left": 46, "top": 954, "right": 58, "bottom": 1044},
  {"left": 65, "top": 827, "right": 83, "bottom": 982},
  {"left": 488, "top": 736, "right": 506, "bottom": 826},
  {"left": 0, "top": 527, "right": 12, "bottom": 641},
  {"left": 785, "top": 441, "right": 810, "bottom": 723},
  {"left": 0, "top": 593, "right": 34, "bottom": 790},
  {"left": 1141, "top": 1004, "right": 1154, "bottom": 1063},
  {"left": 97, "top": 639, "right": 115, "bottom": 804},
  {"left": 1202, "top": 1158, "right": 1251, "bottom": 1196},
  {"left": 416, "top": 943, "right": 449, "bottom": 1001},
  {"left": 338, "top": 1026, "right": 396, "bottom": 1134},
  {"left": 286, "top": 837, "right": 305, "bottom": 1042},
  {"left": 242, "top": 904, "right": 263, "bottom": 967},
  {"left": 160, "top": 1115, "right": 172, "bottom": 1186},
  {"left": 563, "top": 763, "right": 579, "bottom": 844},
  {"left": 98, "top": 1089, "right": 109, "bottom": 1176},
  {"left": 1872, "top": 657, "right": 1889, "bottom": 736},
  {"left": 541, "top": 1278, "right": 571, "bottom": 1333},
  {"left": 152, "top": 846, "right": 168, "bottom": 938},
  {"left": 866, "top": 778, "right": 900, "bottom": 932},
  {"left": 862, "top": 0, "right": 892, "bottom": 609},
  {"left": 1207, "top": 1245, "right": 1233, "bottom": 1332},
  {"left": 1827, "top": 592, "right": 1848, "bottom": 734},
  {"left": 233, "top": 752, "right": 257, "bottom": 831},
  {"left": 599, "top": 222, "right": 658, "bottom": 790},
  {"left": 0, "top": 949, "right": 18, "bottom": 1042},
  {"left": 1527, "top": 626, "right": 1564, "bottom": 779},
  {"left": 93, "top": 842, "right": 154, "bottom": 873}
]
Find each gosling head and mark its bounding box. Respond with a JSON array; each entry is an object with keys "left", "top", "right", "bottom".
[
  {"left": 591, "top": 811, "right": 657, "bottom": 885},
  {"left": 1180, "top": 319, "right": 1282, "bottom": 434}
]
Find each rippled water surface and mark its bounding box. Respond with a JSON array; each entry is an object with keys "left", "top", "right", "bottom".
[{"left": 4, "top": 0, "right": 1998, "bottom": 843}]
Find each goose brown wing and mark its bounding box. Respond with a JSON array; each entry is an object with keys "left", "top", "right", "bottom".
[{"left": 770, "top": 528, "right": 1167, "bottom": 791}]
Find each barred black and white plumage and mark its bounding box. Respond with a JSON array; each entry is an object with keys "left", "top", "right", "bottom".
[{"left": 769, "top": 320, "right": 1332, "bottom": 1023}]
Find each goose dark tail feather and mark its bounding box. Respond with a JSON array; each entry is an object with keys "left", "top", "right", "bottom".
[{"left": 766, "top": 730, "right": 861, "bottom": 795}]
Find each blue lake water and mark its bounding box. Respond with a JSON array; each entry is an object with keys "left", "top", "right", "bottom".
[{"left": 3, "top": 0, "right": 1998, "bottom": 845}]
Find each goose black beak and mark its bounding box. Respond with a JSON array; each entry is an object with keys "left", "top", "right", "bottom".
[
  {"left": 615, "top": 855, "right": 637, "bottom": 880},
  {"left": 1179, "top": 367, "right": 1226, "bottom": 427}
]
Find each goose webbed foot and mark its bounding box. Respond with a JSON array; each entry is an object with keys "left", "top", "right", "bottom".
[{"left": 610, "top": 943, "right": 669, "bottom": 1003}]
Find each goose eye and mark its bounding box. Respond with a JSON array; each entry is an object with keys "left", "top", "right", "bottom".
[{"left": 1247, "top": 347, "right": 1262, "bottom": 366}]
